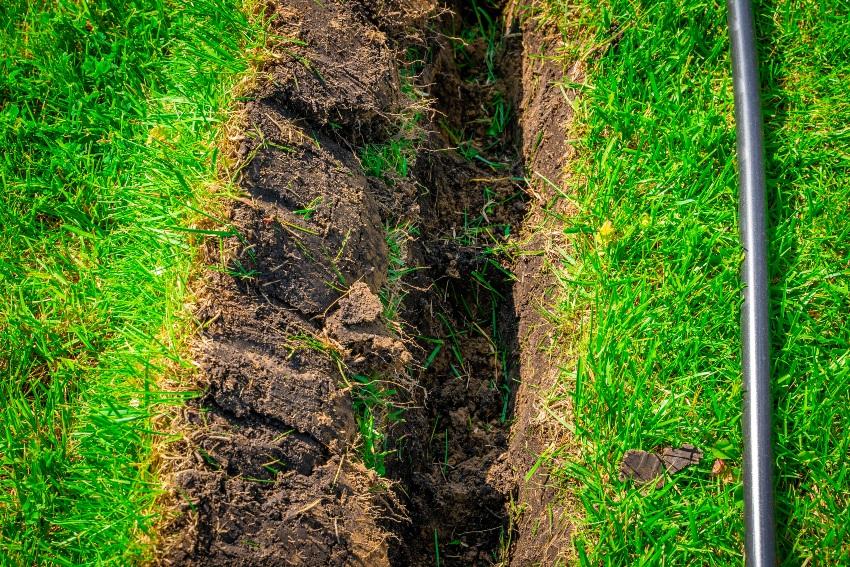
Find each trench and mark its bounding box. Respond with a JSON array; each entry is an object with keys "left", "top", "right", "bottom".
[
  {"left": 157, "top": 1, "right": 530, "bottom": 565},
  {"left": 374, "top": 2, "right": 527, "bottom": 564}
]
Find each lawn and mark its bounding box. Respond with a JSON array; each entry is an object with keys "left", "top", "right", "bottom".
[
  {"left": 0, "top": 1, "right": 264, "bottom": 564},
  {"left": 1, "top": 0, "right": 847, "bottom": 563},
  {"left": 538, "top": 0, "right": 850, "bottom": 564}
]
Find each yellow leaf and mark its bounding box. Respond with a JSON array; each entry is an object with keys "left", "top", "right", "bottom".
[{"left": 599, "top": 219, "right": 615, "bottom": 242}]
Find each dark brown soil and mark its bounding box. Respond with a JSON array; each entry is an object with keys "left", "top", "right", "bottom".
[
  {"left": 156, "top": 1, "right": 577, "bottom": 565},
  {"left": 498, "top": 2, "right": 584, "bottom": 564}
]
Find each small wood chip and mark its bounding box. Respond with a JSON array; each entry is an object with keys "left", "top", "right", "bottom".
[
  {"left": 620, "top": 444, "right": 704, "bottom": 487},
  {"left": 660, "top": 444, "right": 703, "bottom": 474},
  {"left": 619, "top": 450, "right": 662, "bottom": 484}
]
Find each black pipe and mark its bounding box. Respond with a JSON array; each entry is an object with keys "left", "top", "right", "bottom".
[{"left": 727, "top": 1, "right": 776, "bottom": 565}]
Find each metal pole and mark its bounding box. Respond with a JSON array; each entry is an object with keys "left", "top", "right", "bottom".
[{"left": 727, "top": 1, "right": 776, "bottom": 565}]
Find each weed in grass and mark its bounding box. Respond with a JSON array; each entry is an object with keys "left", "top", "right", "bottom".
[
  {"left": 436, "top": 312, "right": 468, "bottom": 380},
  {"left": 465, "top": 263, "right": 517, "bottom": 423},
  {"left": 440, "top": 119, "right": 510, "bottom": 170},
  {"left": 451, "top": 0, "right": 502, "bottom": 85},
  {"left": 401, "top": 45, "right": 430, "bottom": 100},
  {"left": 359, "top": 48, "right": 430, "bottom": 184},
  {"left": 282, "top": 332, "right": 343, "bottom": 363},
  {"left": 226, "top": 258, "right": 260, "bottom": 280},
  {"left": 443, "top": 429, "right": 450, "bottom": 475},
  {"left": 386, "top": 223, "right": 421, "bottom": 282},
  {"left": 293, "top": 196, "right": 322, "bottom": 220},
  {"left": 457, "top": 185, "right": 524, "bottom": 248},
  {"left": 486, "top": 91, "right": 512, "bottom": 142}
]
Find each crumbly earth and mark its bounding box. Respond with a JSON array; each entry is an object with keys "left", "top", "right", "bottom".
[
  {"left": 156, "top": 1, "right": 577, "bottom": 565},
  {"left": 499, "top": 2, "right": 584, "bottom": 564}
]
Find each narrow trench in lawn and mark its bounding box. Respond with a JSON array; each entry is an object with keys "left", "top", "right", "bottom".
[
  {"left": 379, "top": 2, "right": 526, "bottom": 564},
  {"left": 157, "top": 1, "right": 530, "bottom": 565}
]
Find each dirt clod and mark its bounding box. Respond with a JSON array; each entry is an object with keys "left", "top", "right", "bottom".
[
  {"left": 258, "top": 0, "right": 404, "bottom": 141},
  {"left": 325, "top": 282, "right": 411, "bottom": 374}
]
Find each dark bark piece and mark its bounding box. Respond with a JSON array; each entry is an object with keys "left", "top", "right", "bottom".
[
  {"left": 620, "top": 444, "right": 704, "bottom": 488},
  {"left": 619, "top": 450, "right": 663, "bottom": 483},
  {"left": 660, "top": 444, "right": 704, "bottom": 474}
]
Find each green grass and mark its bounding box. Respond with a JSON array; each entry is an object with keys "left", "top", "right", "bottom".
[
  {"left": 380, "top": 222, "right": 422, "bottom": 328},
  {"left": 532, "top": 0, "right": 850, "bottom": 564},
  {"left": 359, "top": 49, "right": 428, "bottom": 185},
  {"left": 351, "top": 374, "right": 404, "bottom": 477},
  {"left": 0, "top": 0, "right": 265, "bottom": 564},
  {"left": 360, "top": 139, "right": 414, "bottom": 180},
  {"left": 451, "top": 0, "right": 502, "bottom": 84}
]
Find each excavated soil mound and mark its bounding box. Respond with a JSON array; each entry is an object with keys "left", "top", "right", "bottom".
[{"left": 157, "top": 1, "right": 575, "bottom": 565}]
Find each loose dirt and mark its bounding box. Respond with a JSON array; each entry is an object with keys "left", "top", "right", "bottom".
[
  {"left": 156, "top": 1, "right": 576, "bottom": 565},
  {"left": 498, "top": 2, "right": 584, "bottom": 563}
]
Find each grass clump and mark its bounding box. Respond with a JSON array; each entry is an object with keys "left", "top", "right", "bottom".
[
  {"left": 360, "top": 139, "right": 415, "bottom": 180},
  {"left": 380, "top": 222, "right": 423, "bottom": 329},
  {"left": 351, "top": 374, "right": 404, "bottom": 476},
  {"left": 0, "top": 0, "right": 266, "bottom": 563},
  {"left": 535, "top": 0, "right": 850, "bottom": 564},
  {"left": 451, "top": 0, "right": 502, "bottom": 84},
  {"left": 359, "top": 46, "right": 429, "bottom": 184}
]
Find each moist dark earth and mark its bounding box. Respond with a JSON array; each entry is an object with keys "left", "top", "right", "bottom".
[{"left": 157, "top": 1, "right": 574, "bottom": 565}]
